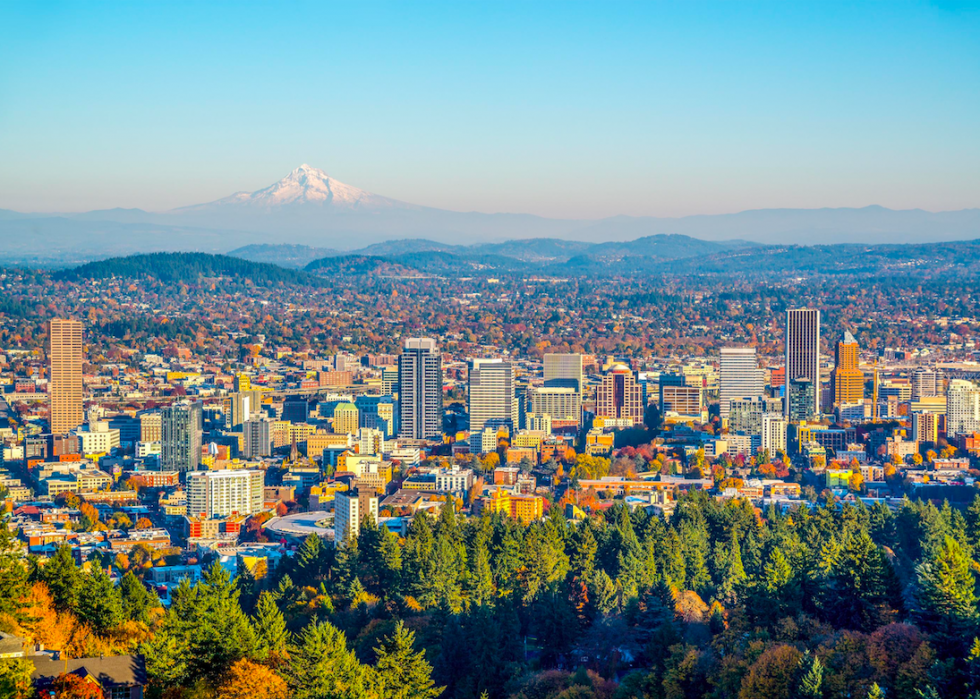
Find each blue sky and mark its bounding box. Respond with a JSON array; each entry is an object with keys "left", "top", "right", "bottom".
[{"left": 1, "top": 1, "right": 978, "bottom": 217}]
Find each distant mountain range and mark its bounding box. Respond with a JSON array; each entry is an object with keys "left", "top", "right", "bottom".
[
  {"left": 3, "top": 163, "right": 979, "bottom": 266},
  {"left": 37, "top": 237, "right": 980, "bottom": 286},
  {"left": 230, "top": 234, "right": 757, "bottom": 268}
]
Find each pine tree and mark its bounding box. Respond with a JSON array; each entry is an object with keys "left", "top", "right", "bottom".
[
  {"left": 914, "top": 535, "right": 979, "bottom": 655},
  {"left": 253, "top": 591, "right": 289, "bottom": 660},
  {"left": 467, "top": 533, "right": 494, "bottom": 606},
  {"left": 402, "top": 511, "right": 436, "bottom": 606},
  {"left": 188, "top": 562, "right": 258, "bottom": 683},
  {"left": 294, "top": 533, "right": 324, "bottom": 586},
  {"left": 77, "top": 565, "right": 125, "bottom": 633},
  {"left": 570, "top": 519, "right": 598, "bottom": 579},
  {"left": 795, "top": 650, "right": 823, "bottom": 699},
  {"left": 867, "top": 682, "right": 885, "bottom": 699},
  {"left": 966, "top": 495, "right": 980, "bottom": 552},
  {"left": 377, "top": 526, "right": 403, "bottom": 596},
  {"left": 370, "top": 621, "right": 443, "bottom": 699},
  {"left": 120, "top": 569, "right": 157, "bottom": 623},
  {"left": 287, "top": 620, "right": 366, "bottom": 699},
  {"left": 40, "top": 544, "right": 81, "bottom": 612}
]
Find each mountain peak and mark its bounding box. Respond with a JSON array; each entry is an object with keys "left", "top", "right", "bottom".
[{"left": 183, "top": 164, "right": 405, "bottom": 211}]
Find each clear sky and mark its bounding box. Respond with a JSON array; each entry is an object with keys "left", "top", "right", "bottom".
[{"left": 1, "top": 1, "right": 978, "bottom": 218}]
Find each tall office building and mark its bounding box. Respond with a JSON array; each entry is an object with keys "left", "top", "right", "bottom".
[
  {"left": 222, "top": 389, "right": 265, "bottom": 429},
  {"left": 719, "top": 347, "right": 764, "bottom": 418},
  {"left": 161, "top": 401, "right": 203, "bottom": 472},
  {"left": 947, "top": 380, "right": 980, "bottom": 437},
  {"left": 186, "top": 469, "right": 263, "bottom": 519},
  {"left": 333, "top": 403, "right": 360, "bottom": 435},
  {"left": 543, "top": 353, "right": 584, "bottom": 393},
  {"left": 912, "top": 367, "right": 942, "bottom": 401},
  {"left": 468, "top": 358, "right": 518, "bottom": 435},
  {"left": 398, "top": 338, "right": 442, "bottom": 440},
  {"left": 787, "top": 379, "right": 816, "bottom": 422},
  {"left": 49, "top": 319, "right": 84, "bottom": 436},
  {"left": 729, "top": 396, "right": 783, "bottom": 435},
  {"left": 911, "top": 411, "right": 940, "bottom": 444},
  {"left": 281, "top": 396, "right": 310, "bottom": 424},
  {"left": 761, "top": 413, "right": 788, "bottom": 455},
  {"left": 140, "top": 412, "right": 162, "bottom": 443},
  {"left": 381, "top": 366, "right": 399, "bottom": 396},
  {"left": 335, "top": 488, "right": 379, "bottom": 542},
  {"left": 785, "top": 308, "right": 821, "bottom": 418},
  {"left": 659, "top": 384, "right": 703, "bottom": 418},
  {"left": 526, "top": 387, "right": 581, "bottom": 424},
  {"left": 831, "top": 331, "right": 863, "bottom": 407},
  {"left": 243, "top": 417, "right": 272, "bottom": 458},
  {"left": 597, "top": 364, "right": 643, "bottom": 424}
]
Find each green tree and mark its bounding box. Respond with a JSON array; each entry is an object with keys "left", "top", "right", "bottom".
[
  {"left": 294, "top": 533, "right": 325, "bottom": 585},
  {"left": 120, "top": 570, "right": 157, "bottom": 623},
  {"left": 40, "top": 544, "right": 81, "bottom": 611},
  {"left": 914, "top": 536, "right": 979, "bottom": 655},
  {"left": 253, "top": 591, "right": 289, "bottom": 660},
  {"left": 867, "top": 682, "right": 885, "bottom": 699},
  {"left": 796, "top": 650, "right": 823, "bottom": 699},
  {"left": 77, "top": 566, "right": 125, "bottom": 633},
  {"left": 370, "top": 621, "right": 443, "bottom": 699},
  {"left": 0, "top": 658, "right": 34, "bottom": 699},
  {"left": 287, "top": 620, "right": 367, "bottom": 699}
]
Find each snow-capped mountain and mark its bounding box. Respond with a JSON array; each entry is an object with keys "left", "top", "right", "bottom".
[
  {"left": 176, "top": 164, "right": 410, "bottom": 211},
  {"left": 4, "top": 163, "right": 980, "bottom": 265}
]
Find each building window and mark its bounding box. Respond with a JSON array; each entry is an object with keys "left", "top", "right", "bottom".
[{"left": 110, "top": 685, "right": 131, "bottom": 699}]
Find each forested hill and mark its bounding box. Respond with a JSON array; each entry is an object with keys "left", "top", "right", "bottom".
[{"left": 54, "top": 252, "right": 324, "bottom": 286}]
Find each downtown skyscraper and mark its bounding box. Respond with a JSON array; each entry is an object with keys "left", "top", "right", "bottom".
[
  {"left": 468, "top": 358, "right": 518, "bottom": 435},
  {"left": 161, "top": 401, "right": 203, "bottom": 472},
  {"left": 398, "top": 338, "right": 442, "bottom": 440},
  {"left": 831, "top": 330, "right": 864, "bottom": 407},
  {"left": 784, "top": 308, "right": 821, "bottom": 418},
  {"left": 49, "top": 319, "right": 84, "bottom": 436},
  {"left": 719, "top": 347, "right": 764, "bottom": 419},
  {"left": 543, "top": 353, "right": 583, "bottom": 393}
]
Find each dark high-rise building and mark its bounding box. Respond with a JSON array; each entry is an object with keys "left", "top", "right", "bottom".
[
  {"left": 281, "top": 396, "right": 309, "bottom": 424},
  {"left": 161, "top": 401, "right": 203, "bottom": 472},
  {"left": 785, "top": 308, "right": 821, "bottom": 418},
  {"left": 243, "top": 417, "right": 272, "bottom": 458},
  {"left": 398, "top": 338, "right": 442, "bottom": 440},
  {"left": 787, "top": 378, "right": 816, "bottom": 422}
]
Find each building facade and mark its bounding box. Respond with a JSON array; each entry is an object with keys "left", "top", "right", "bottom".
[
  {"left": 526, "top": 386, "right": 581, "bottom": 425},
  {"left": 243, "top": 417, "right": 272, "bottom": 458},
  {"left": 719, "top": 347, "right": 764, "bottom": 418},
  {"left": 785, "top": 308, "right": 821, "bottom": 417},
  {"left": 186, "top": 469, "right": 263, "bottom": 519},
  {"left": 543, "top": 353, "right": 584, "bottom": 393},
  {"left": 398, "top": 338, "right": 442, "bottom": 440},
  {"left": 161, "top": 401, "right": 203, "bottom": 472},
  {"left": 468, "top": 358, "right": 518, "bottom": 434},
  {"left": 831, "top": 331, "right": 864, "bottom": 407},
  {"left": 335, "top": 488, "right": 379, "bottom": 542},
  {"left": 49, "top": 319, "right": 84, "bottom": 436},
  {"left": 947, "top": 380, "right": 980, "bottom": 437},
  {"left": 597, "top": 364, "right": 643, "bottom": 424}
]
